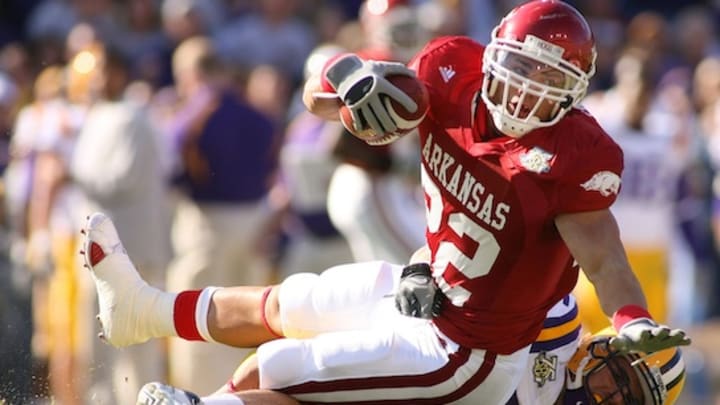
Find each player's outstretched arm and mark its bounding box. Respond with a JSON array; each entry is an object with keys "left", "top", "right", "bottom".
[
  {"left": 555, "top": 209, "right": 645, "bottom": 316},
  {"left": 555, "top": 209, "right": 690, "bottom": 353}
]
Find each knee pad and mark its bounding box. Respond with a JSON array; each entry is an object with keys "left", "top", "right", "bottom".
[
  {"left": 257, "top": 328, "right": 395, "bottom": 390},
  {"left": 256, "top": 338, "right": 313, "bottom": 389},
  {"left": 278, "top": 261, "right": 402, "bottom": 338}
]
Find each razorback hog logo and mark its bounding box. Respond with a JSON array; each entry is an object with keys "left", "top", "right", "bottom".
[{"left": 580, "top": 171, "right": 621, "bottom": 197}]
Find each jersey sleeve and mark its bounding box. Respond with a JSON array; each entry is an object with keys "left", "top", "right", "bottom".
[
  {"left": 555, "top": 128, "right": 624, "bottom": 214},
  {"left": 407, "top": 36, "right": 458, "bottom": 73},
  {"left": 407, "top": 36, "right": 461, "bottom": 103},
  {"left": 407, "top": 36, "right": 485, "bottom": 121}
]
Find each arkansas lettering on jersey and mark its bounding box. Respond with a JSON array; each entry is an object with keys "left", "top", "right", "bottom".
[{"left": 407, "top": 37, "right": 624, "bottom": 354}]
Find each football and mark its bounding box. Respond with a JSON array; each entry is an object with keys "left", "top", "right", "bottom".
[{"left": 340, "top": 74, "right": 429, "bottom": 142}]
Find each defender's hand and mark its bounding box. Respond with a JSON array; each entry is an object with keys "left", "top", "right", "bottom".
[
  {"left": 395, "top": 263, "right": 442, "bottom": 319},
  {"left": 323, "top": 54, "right": 417, "bottom": 135},
  {"left": 610, "top": 318, "right": 691, "bottom": 353}
]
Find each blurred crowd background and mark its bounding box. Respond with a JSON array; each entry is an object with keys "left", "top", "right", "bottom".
[{"left": 0, "top": 0, "right": 719, "bottom": 404}]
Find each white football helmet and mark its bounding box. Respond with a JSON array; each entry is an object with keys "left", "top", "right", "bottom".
[{"left": 481, "top": 0, "right": 597, "bottom": 137}]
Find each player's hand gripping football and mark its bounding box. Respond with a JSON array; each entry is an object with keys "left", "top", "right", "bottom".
[
  {"left": 395, "top": 263, "right": 442, "bottom": 319},
  {"left": 610, "top": 318, "right": 691, "bottom": 353},
  {"left": 323, "top": 54, "right": 418, "bottom": 135}
]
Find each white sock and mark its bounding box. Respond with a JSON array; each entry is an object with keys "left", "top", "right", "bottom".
[
  {"left": 201, "top": 393, "right": 245, "bottom": 404},
  {"left": 196, "top": 287, "right": 219, "bottom": 342},
  {"left": 144, "top": 287, "right": 178, "bottom": 338}
]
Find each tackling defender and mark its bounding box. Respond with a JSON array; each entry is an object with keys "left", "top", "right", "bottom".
[{"left": 135, "top": 306, "right": 686, "bottom": 404}]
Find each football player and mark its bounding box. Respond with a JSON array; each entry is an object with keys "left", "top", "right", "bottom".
[
  {"left": 553, "top": 328, "right": 685, "bottom": 405},
  {"left": 85, "top": 1, "right": 689, "bottom": 403}
]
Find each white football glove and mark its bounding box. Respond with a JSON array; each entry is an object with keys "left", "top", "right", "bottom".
[
  {"left": 609, "top": 318, "right": 691, "bottom": 353},
  {"left": 323, "top": 54, "right": 418, "bottom": 135},
  {"left": 394, "top": 263, "right": 442, "bottom": 319}
]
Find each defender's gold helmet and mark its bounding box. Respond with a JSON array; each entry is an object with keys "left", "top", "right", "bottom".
[{"left": 567, "top": 327, "right": 685, "bottom": 404}]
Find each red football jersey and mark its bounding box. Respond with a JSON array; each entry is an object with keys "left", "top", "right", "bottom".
[{"left": 407, "top": 37, "right": 624, "bottom": 354}]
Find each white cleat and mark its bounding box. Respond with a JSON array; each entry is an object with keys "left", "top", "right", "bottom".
[
  {"left": 83, "top": 212, "right": 159, "bottom": 347},
  {"left": 137, "top": 382, "right": 202, "bottom": 405}
]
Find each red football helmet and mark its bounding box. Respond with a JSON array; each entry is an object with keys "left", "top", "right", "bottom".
[
  {"left": 481, "top": 0, "right": 597, "bottom": 137},
  {"left": 360, "top": 0, "right": 428, "bottom": 63}
]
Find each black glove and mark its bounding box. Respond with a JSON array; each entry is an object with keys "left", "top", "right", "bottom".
[{"left": 394, "top": 263, "right": 442, "bottom": 319}]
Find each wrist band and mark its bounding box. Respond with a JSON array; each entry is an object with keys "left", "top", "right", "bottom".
[
  {"left": 612, "top": 304, "right": 652, "bottom": 331},
  {"left": 260, "top": 286, "right": 283, "bottom": 339}
]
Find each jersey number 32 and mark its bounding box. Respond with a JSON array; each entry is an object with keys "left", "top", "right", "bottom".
[{"left": 421, "top": 165, "right": 500, "bottom": 306}]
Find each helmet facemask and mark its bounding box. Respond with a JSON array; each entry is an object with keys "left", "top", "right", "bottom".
[
  {"left": 481, "top": 32, "right": 594, "bottom": 137},
  {"left": 583, "top": 339, "right": 646, "bottom": 405},
  {"left": 582, "top": 338, "right": 672, "bottom": 405}
]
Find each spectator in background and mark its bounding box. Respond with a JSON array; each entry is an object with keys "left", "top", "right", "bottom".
[
  {"left": 647, "top": 52, "right": 718, "bottom": 329},
  {"left": 326, "top": 0, "right": 427, "bottom": 264},
  {"left": 26, "top": 0, "right": 123, "bottom": 54},
  {"left": 163, "top": 36, "right": 279, "bottom": 395},
  {"left": 0, "top": 43, "right": 34, "bottom": 113},
  {"left": 64, "top": 22, "right": 100, "bottom": 63},
  {"left": 623, "top": 11, "right": 675, "bottom": 86},
  {"left": 70, "top": 44, "right": 171, "bottom": 405},
  {"left": 0, "top": 70, "right": 35, "bottom": 404},
  {"left": 670, "top": 6, "right": 720, "bottom": 74},
  {"left": 693, "top": 57, "right": 720, "bottom": 132},
  {"left": 160, "top": 0, "right": 210, "bottom": 45},
  {"left": 690, "top": 56, "right": 720, "bottom": 320},
  {"left": 11, "top": 64, "right": 86, "bottom": 404},
  {"left": 0, "top": 72, "right": 18, "bottom": 170},
  {"left": 2, "top": 74, "right": 27, "bottom": 254},
  {"left": 24, "top": 0, "right": 81, "bottom": 46},
  {"left": 214, "top": 0, "right": 316, "bottom": 83},
  {"left": 116, "top": 0, "right": 173, "bottom": 89},
  {"left": 243, "top": 64, "right": 292, "bottom": 125},
  {"left": 306, "top": 2, "right": 349, "bottom": 45},
  {"left": 63, "top": 25, "right": 106, "bottom": 107},
  {"left": 265, "top": 44, "right": 353, "bottom": 280}
]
